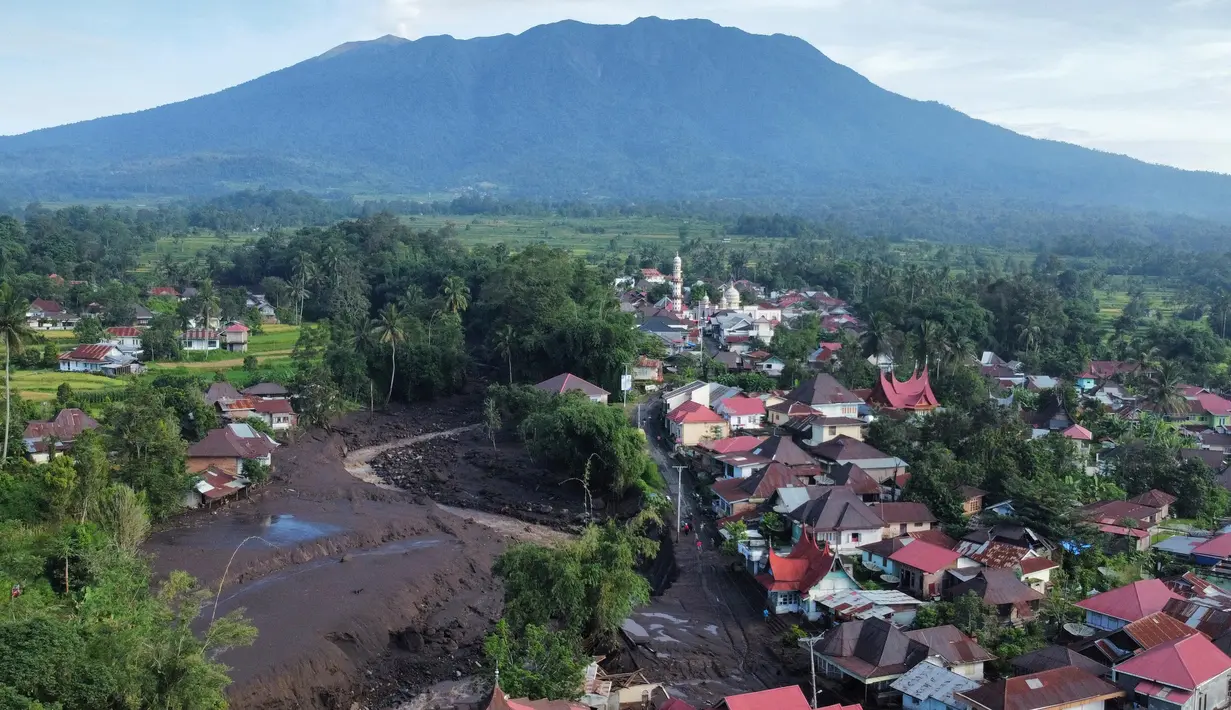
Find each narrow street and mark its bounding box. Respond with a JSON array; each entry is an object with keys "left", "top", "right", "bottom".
[{"left": 629, "top": 390, "right": 858, "bottom": 709}]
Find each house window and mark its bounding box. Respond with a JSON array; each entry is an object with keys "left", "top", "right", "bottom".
[
  {"left": 850, "top": 532, "right": 861, "bottom": 543},
  {"left": 828, "top": 426, "right": 837, "bottom": 435}
]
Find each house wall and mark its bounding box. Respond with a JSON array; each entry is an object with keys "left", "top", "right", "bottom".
[
  {"left": 713, "top": 497, "right": 755, "bottom": 519},
  {"left": 862, "top": 551, "right": 896, "bottom": 573},
  {"left": 904, "top": 694, "right": 964, "bottom": 710},
  {"left": 1085, "top": 610, "right": 1128, "bottom": 631},
  {"left": 949, "top": 661, "right": 985, "bottom": 682},
  {"left": 963, "top": 498, "right": 984, "bottom": 515},
  {"left": 672, "top": 420, "right": 730, "bottom": 446},
  {"left": 724, "top": 412, "right": 764, "bottom": 429},
  {"left": 188, "top": 456, "right": 240, "bottom": 477},
  {"left": 814, "top": 403, "right": 861, "bottom": 418},
  {"left": 183, "top": 338, "right": 219, "bottom": 351},
  {"left": 812, "top": 527, "right": 881, "bottom": 554},
  {"left": 1115, "top": 670, "right": 1231, "bottom": 710},
  {"left": 899, "top": 565, "right": 950, "bottom": 599},
  {"left": 756, "top": 360, "right": 784, "bottom": 376},
  {"left": 1021, "top": 568, "right": 1052, "bottom": 593},
  {"left": 60, "top": 360, "right": 104, "bottom": 372},
  {"left": 806, "top": 422, "right": 864, "bottom": 446},
  {"left": 881, "top": 521, "right": 934, "bottom": 538}
]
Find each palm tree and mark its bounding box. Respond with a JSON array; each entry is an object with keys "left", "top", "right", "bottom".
[
  {"left": 369, "top": 304, "right": 410, "bottom": 405},
  {"left": 1144, "top": 360, "right": 1188, "bottom": 420},
  {"left": 157, "top": 252, "right": 178, "bottom": 285},
  {"left": 493, "top": 324, "right": 515, "bottom": 384},
  {"left": 1015, "top": 315, "right": 1042, "bottom": 358},
  {"left": 0, "top": 284, "right": 34, "bottom": 463},
  {"left": 196, "top": 279, "right": 220, "bottom": 327},
  {"left": 441, "top": 276, "right": 470, "bottom": 314},
  {"left": 291, "top": 253, "right": 316, "bottom": 324}
]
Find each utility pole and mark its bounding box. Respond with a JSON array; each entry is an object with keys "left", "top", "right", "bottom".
[
  {"left": 799, "top": 634, "right": 825, "bottom": 709},
  {"left": 673, "top": 465, "right": 686, "bottom": 541}
]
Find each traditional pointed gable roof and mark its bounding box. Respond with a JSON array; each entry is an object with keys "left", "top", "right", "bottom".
[
  {"left": 757, "top": 535, "right": 838, "bottom": 593},
  {"left": 871, "top": 369, "right": 939, "bottom": 411},
  {"left": 1075, "top": 579, "right": 1182, "bottom": 623}
]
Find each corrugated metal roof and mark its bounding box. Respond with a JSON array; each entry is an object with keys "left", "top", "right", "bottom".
[{"left": 891, "top": 661, "right": 979, "bottom": 705}]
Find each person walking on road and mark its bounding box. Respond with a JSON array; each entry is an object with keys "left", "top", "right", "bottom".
[
  {"left": 696, "top": 539, "right": 702, "bottom": 551},
  {"left": 763, "top": 608, "right": 770, "bottom": 622}
]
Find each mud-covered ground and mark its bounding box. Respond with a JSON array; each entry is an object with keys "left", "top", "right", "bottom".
[
  {"left": 145, "top": 395, "right": 524, "bottom": 710},
  {"left": 368, "top": 428, "right": 589, "bottom": 531},
  {"left": 143, "top": 390, "right": 807, "bottom": 710}
]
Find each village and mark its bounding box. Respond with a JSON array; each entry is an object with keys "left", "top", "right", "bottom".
[{"left": 473, "top": 254, "right": 1231, "bottom": 710}]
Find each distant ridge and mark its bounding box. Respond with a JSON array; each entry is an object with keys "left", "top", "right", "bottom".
[{"left": 0, "top": 16, "right": 1229, "bottom": 219}]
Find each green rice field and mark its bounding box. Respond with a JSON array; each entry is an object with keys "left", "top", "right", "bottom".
[{"left": 9, "top": 370, "right": 130, "bottom": 402}]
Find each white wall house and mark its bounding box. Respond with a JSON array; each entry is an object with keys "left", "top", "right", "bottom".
[{"left": 181, "top": 329, "right": 220, "bottom": 351}]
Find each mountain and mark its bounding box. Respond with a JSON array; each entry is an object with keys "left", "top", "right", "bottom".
[{"left": 2, "top": 17, "right": 1230, "bottom": 218}]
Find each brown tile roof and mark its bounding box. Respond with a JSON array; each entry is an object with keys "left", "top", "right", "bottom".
[
  {"left": 816, "top": 619, "right": 931, "bottom": 681},
  {"left": 947, "top": 568, "right": 1044, "bottom": 606},
  {"left": 1123, "top": 611, "right": 1200, "bottom": 650},
  {"left": 870, "top": 502, "right": 937, "bottom": 524},
  {"left": 784, "top": 374, "right": 862, "bottom": 406},
  {"left": 1128, "top": 489, "right": 1178, "bottom": 508},
  {"left": 182, "top": 329, "right": 219, "bottom": 340},
  {"left": 968, "top": 541, "right": 1032, "bottom": 569},
  {"left": 825, "top": 463, "right": 881, "bottom": 496},
  {"left": 905, "top": 625, "right": 995, "bottom": 665},
  {"left": 254, "top": 399, "right": 294, "bottom": 414},
  {"left": 956, "top": 667, "right": 1122, "bottom": 710},
  {"left": 105, "top": 326, "right": 142, "bottom": 337},
  {"left": 217, "top": 397, "right": 257, "bottom": 412},
  {"left": 23, "top": 408, "right": 100, "bottom": 443},
  {"left": 789, "top": 488, "right": 884, "bottom": 532},
  {"left": 187, "top": 425, "right": 277, "bottom": 460},
  {"left": 811, "top": 435, "right": 896, "bottom": 464},
  {"left": 242, "top": 382, "right": 290, "bottom": 397},
  {"left": 909, "top": 529, "right": 958, "bottom": 549},
  {"left": 1010, "top": 645, "right": 1110, "bottom": 677}
]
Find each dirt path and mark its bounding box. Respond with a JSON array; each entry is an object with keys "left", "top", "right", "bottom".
[{"left": 343, "top": 424, "right": 481, "bottom": 489}]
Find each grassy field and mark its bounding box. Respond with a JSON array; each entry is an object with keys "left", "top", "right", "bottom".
[
  {"left": 143, "top": 231, "right": 259, "bottom": 264},
  {"left": 9, "top": 370, "right": 130, "bottom": 402},
  {"left": 400, "top": 214, "right": 748, "bottom": 253}
]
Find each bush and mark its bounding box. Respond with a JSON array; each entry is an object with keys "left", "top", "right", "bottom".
[{"left": 242, "top": 459, "right": 270, "bottom": 484}]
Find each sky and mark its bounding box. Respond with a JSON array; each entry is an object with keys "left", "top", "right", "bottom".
[{"left": 2, "top": 0, "right": 1229, "bottom": 173}]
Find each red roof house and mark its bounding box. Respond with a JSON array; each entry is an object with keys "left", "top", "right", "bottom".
[
  {"left": 534, "top": 373, "right": 610, "bottom": 403},
  {"left": 890, "top": 540, "right": 961, "bottom": 574},
  {"left": 1192, "top": 533, "right": 1231, "bottom": 561},
  {"left": 22, "top": 407, "right": 100, "bottom": 460},
  {"left": 958, "top": 666, "right": 1123, "bottom": 710},
  {"left": 105, "top": 326, "right": 142, "bottom": 338},
  {"left": 698, "top": 436, "right": 766, "bottom": 455},
  {"left": 29, "top": 298, "right": 65, "bottom": 315},
  {"left": 1061, "top": 424, "right": 1094, "bottom": 441},
  {"left": 717, "top": 685, "right": 812, "bottom": 710},
  {"left": 756, "top": 535, "right": 837, "bottom": 594},
  {"left": 149, "top": 286, "right": 180, "bottom": 298},
  {"left": 870, "top": 370, "right": 939, "bottom": 412},
  {"left": 667, "top": 401, "right": 729, "bottom": 445},
  {"left": 1076, "top": 579, "right": 1183, "bottom": 629},
  {"left": 1112, "top": 635, "right": 1231, "bottom": 695},
  {"left": 717, "top": 396, "right": 766, "bottom": 428}
]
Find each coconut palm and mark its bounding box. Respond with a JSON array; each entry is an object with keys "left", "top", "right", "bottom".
[
  {"left": 0, "top": 283, "right": 34, "bottom": 463},
  {"left": 441, "top": 275, "right": 470, "bottom": 314},
  {"left": 1016, "top": 314, "right": 1042, "bottom": 357},
  {"left": 493, "top": 324, "right": 515, "bottom": 384},
  {"left": 291, "top": 253, "right": 316, "bottom": 324},
  {"left": 1144, "top": 360, "right": 1188, "bottom": 419},
  {"left": 369, "top": 303, "right": 410, "bottom": 405},
  {"left": 196, "top": 279, "right": 220, "bottom": 328}
]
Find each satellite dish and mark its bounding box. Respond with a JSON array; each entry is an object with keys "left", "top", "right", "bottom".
[
  {"left": 880, "top": 574, "right": 900, "bottom": 585},
  {"left": 1064, "top": 623, "right": 1097, "bottom": 638}
]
